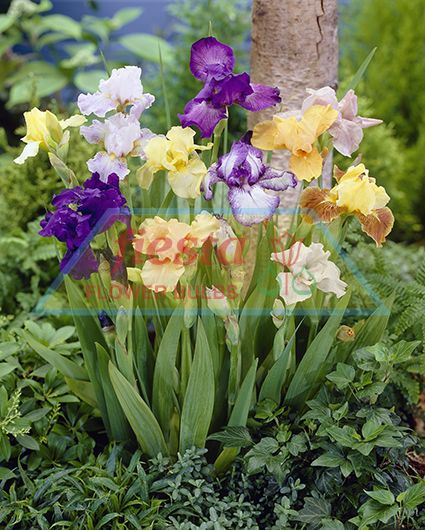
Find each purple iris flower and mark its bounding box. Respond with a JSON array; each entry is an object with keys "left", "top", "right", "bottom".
[
  {"left": 40, "top": 173, "right": 129, "bottom": 279},
  {"left": 203, "top": 134, "right": 298, "bottom": 226},
  {"left": 179, "top": 37, "right": 281, "bottom": 138}
]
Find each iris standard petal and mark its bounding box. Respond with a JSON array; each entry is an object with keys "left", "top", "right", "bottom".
[
  {"left": 80, "top": 120, "right": 107, "bottom": 144},
  {"left": 168, "top": 158, "right": 207, "bottom": 199},
  {"left": 77, "top": 92, "right": 115, "bottom": 118},
  {"left": 189, "top": 36, "right": 235, "bottom": 81},
  {"left": 218, "top": 141, "right": 251, "bottom": 180},
  {"left": 102, "top": 114, "right": 142, "bottom": 157},
  {"left": 141, "top": 258, "right": 186, "bottom": 293},
  {"left": 202, "top": 164, "right": 222, "bottom": 200},
  {"left": 276, "top": 271, "right": 313, "bottom": 306}
]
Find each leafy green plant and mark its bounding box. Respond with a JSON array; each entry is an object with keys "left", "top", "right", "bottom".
[
  {"left": 0, "top": 127, "right": 94, "bottom": 233},
  {"left": 0, "top": 445, "right": 163, "bottom": 529},
  {"left": 341, "top": 0, "right": 425, "bottom": 240},
  {"left": 0, "top": 319, "right": 96, "bottom": 477},
  {"left": 351, "top": 482, "right": 425, "bottom": 529},
  {"left": 0, "top": 0, "right": 173, "bottom": 108}
]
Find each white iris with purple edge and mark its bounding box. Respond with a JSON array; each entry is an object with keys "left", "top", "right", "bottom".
[{"left": 203, "top": 134, "right": 298, "bottom": 226}]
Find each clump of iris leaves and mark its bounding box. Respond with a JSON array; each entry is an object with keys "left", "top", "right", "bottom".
[{"left": 0, "top": 316, "right": 424, "bottom": 530}]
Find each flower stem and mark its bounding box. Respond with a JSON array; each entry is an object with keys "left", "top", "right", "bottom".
[{"left": 210, "top": 119, "right": 227, "bottom": 165}]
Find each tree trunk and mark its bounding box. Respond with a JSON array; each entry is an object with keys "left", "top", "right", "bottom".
[{"left": 248, "top": 0, "right": 339, "bottom": 207}]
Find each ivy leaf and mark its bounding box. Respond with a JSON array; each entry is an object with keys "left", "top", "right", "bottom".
[
  {"left": 287, "top": 433, "right": 307, "bottom": 456},
  {"left": 397, "top": 482, "right": 425, "bottom": 509},
  {"left": 208, "top": 426, "right": 253, "bottom": 448},
  {"left": 365, "top": 489, "right": 395, "bottom": 506},
  {"left": 327, "top": 363, "right": 355, "bottom": 389},
  {"left": 312, "top": 452, "right": 346, "bottom": 468},
  {"left": 319, "top": 520, "right": 345, "bottom": 530},
  {"left": 361, "top": 418, "right": 386, "bottom": 441},
  {"left": 326, "top": 425, "right": 358, "bottom": 448},
  {"left": 296, "top": 496, "right": 331, "bottom": 524},
  {"left": 391, "top": 340, "right": 421, "bottom": 364}
]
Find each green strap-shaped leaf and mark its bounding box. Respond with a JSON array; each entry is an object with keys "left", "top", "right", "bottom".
[
  {"left": 259, "top": 324, "right": 300, "bottom": 404},
  {"left": 109, "top": 362, "right": 168, "bottom": 458},
  {"left": 228, "top": 358, "right": 258, "bottom": 427},
  {"left": 179, "top": 320, "right": 215, "bottom": 453},
  {"left": 345, "top": 47, "right": 377, "bottom": 93},
  {"left": 132, "top": 308, "right": 154, "bottom": 404},
  {"left": 152, "top": 308, "right": 184, "bottom": 441},
  {"left": 20, "top": 330, "right": 88, "bottom": 381},
  {"left": 284, "top": 293, "right": 350, "bottom": 410},
  {"left": 64, "top": 277, "right": 110, "bottom": 430},
  {"left": 65, "top": 378, "right": 97, "bottom": 409},
  {"left": 214, "top": 358, "right": 258, "bottom": 473},
  {"left": 96, "top": 344, "right": 132, "bottom": 441}
]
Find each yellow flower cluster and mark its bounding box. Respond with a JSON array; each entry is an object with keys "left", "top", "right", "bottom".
[
  {"left": 129, "top": 212, "right": 220, "bottom": 293},
  {"left": 14, "top": 108, "right": 85, "bottom": 165},
  {"left": 300, "top": 164, "right": 394, "bottom": 246},
  {"left": 252, "top": 105, "right": 338, "bottom": 182},
  {"left": 138, "top": 126, "right": 212, "bottom": 199}
]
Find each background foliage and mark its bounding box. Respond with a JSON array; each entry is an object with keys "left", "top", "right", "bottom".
[{"left": 341, "top": 0, "right": 425, "bottom": 241}]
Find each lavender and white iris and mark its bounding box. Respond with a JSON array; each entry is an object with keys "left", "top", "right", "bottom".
[
  {"left": 179, "top": 37, "right": 281, "bottom": 138},
  {"left": 77, "top": 67, "right": 156, "bottom": 182},
  {"left": 301, "top": 86, "right": 382, "bottom": 156},
  {"left": 81, "top": 113, "right": 155, "bottom": 181},
  {"left": 78, "top": 66, "right": 154, "bottom": 118},
  {"left": 203, "top": 134, "right": 298, "bottom": 226}
]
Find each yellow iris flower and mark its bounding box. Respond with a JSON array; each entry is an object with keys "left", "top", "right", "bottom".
[
  {"left": 300, "top": 163, "right": 393, "bottom": 246},
  {"left": 333, "top": 163, "right": 390, "bottom": 216},
  {"left": 138, "top": 126, "right": 212, "bottom": 199},
  {"left": 14, "top": 108, "right": 86, "bottom": 165},
  {"left": 251, "top": 105, "right": 338, "bottom": 182},
  {"left": 129, "top": 212, "right": 220, "bottom": 293}
]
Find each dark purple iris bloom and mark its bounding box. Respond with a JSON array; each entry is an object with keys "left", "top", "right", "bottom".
[
  {"left": 40, "top": 173, "right": 129, "bottom": 279},
  {"left": 203, "top": 134, "right": 298, "bottom": 226},
  {"left": 179, "top": 37, "right": 281, "bottom": 138}
]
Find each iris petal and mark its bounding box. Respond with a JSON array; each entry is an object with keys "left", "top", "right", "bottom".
[
  {"left": 238, "top": 83, "right": 281, "bottom": 112},
  {"left": 211, "top": 73, "right": 252, "bottom": 107},
  {"left": 189, "top": 37, "right": 235, "bottom": 81},
  {"left": 260, "top": 168, "right": 298, "bottom": 191},
  {"left": 228, "top": 184, "right": 279, "bottom": 226},
  {"left": 87, "top": 152, "right": 129, "bottom": 182},
  {"left": 179, "top": 99, "right": 227, "bottom": 138}
]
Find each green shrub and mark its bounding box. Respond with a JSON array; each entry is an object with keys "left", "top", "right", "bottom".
[
  {"left": 0, "top": 128, "right": 94, "bottom": 234},
  {"left": 0, "top": 0, "right": 171, "bottom": 110},
  {"left": 341, "top": 0, "right": 425, "bottom": 240},
  {"left": 0, "top": 128, "right": 94, "bottom": 316}
]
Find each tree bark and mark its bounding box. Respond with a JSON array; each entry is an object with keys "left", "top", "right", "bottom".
[{"left": 248, "top": 0, "right": 339, "bottom": 208}]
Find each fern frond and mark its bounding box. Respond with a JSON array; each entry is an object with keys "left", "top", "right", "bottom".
[{"left": 395, "top": 300, "right": 425, "bottom": 336}]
